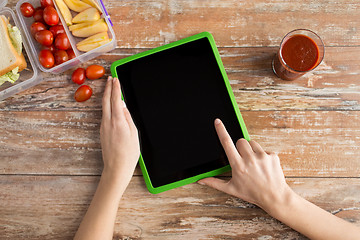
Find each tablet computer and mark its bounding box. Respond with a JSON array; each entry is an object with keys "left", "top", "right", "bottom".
[{"left": 110, "top": 32, "right": 250, "bottom": 194}]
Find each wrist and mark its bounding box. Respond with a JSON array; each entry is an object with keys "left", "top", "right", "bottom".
[
  {"left": 102, "top": 166, "right": 132, "bottom": 189},
  {"left": 262, "top": 185, "right": 297, "bottom": 219}
]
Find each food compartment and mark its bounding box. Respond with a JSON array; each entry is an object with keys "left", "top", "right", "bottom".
[
  {"left": 57, "top": 0, "right": 116, "bottom": 65},
  {"left": 15, "top": 0, "right": 80, "bottom": 73},
  {"left": 15, "top": 0, "right": 116, "bottom": 74},
  {"left": 0, "top": 7, "right": 39, "bottom": 101}
]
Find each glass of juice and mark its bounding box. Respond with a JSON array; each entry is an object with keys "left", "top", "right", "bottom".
[{"left": 272, "top": 29, "right": 325, "bottom": 80}]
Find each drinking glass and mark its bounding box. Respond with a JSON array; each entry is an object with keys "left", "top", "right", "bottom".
[{"left": 272, "top": 29, "right": 325, "bottom": 80}]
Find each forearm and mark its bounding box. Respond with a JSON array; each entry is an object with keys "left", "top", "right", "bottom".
[
  {"left": 74, "top": 169, "right": 130, "bottom": 240},
  {"left": 267, "top": 189, "right": 360, "bottom": 240}
]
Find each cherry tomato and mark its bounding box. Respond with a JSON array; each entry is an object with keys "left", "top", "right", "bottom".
[
  {"left": 40, "top": 0, "right": 54, "bottom": 8},
  {"left": 66, "top": 49, "right": 76, "bottom": 60},
  {"left": 49, "top": 25, "right": 65, "bottom": 37},
  {"left": 54, "top": 50, "right": 69, "bottom": 65},
  {"left": 72, "top": 68, "right": 86, "bottom": 85},
  {"left": 30, "top": 22, "right": 46, "bottom": 36},
  {"left": 54, "top": 33, "right": 70, "bottom": 50},
  {"left": 43, "top": 6, "right": 59, "bottom": 26},
  {"left": 20, "top": 2, "right": 35, "bottom": 17},
  {"left": 35, "top": 30, "right": 54, "bottom": 46},
  {"left": 39, "top": 50, "right": 55, "bottom": 68},
  {"left": 41, "top": 44, "right": 55, "bottom": 53},
  {"left": 33, "top": 8, "right": 44, "bottom": 23},
  {"left": 74, "top": 85, "right": 92, "bottom": 102},
  {"left": 85, "top": 65, "right": 105, "bottom": 80}
]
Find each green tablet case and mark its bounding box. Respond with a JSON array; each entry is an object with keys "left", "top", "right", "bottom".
[{"left": 111, "top": 32, "right": 250, "bottom": 194}]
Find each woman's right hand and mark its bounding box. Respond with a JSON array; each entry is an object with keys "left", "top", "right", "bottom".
[
  {"left": 198, "top": 118, "right": 293, "bottom": 213},
  {"left": 199, "top": 119, "right": 360, "bottom": 240}
]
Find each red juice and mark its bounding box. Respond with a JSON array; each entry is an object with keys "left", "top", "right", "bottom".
[
  {"left": 272, "top": 30, "right": 324, "bottom": 80},
  {"left": 282, "top": 35, "right": 319, "bottom": 71}
]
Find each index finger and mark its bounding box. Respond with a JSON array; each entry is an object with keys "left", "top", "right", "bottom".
[{"left": 214, "top": 118, "right": 242, "bottom": 167}]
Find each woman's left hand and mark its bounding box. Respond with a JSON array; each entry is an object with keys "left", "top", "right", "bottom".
[{"left": 100, "top": 76, "right": 140, "bottom": 183}]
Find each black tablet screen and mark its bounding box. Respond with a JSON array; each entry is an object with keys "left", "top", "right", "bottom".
[{"left": 116, "top": 37, "right": 244, "bottom": 188}]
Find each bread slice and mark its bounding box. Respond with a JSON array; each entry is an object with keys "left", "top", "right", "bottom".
[{"left": 0, "top": 16, "right": 27, "bottom": 76}]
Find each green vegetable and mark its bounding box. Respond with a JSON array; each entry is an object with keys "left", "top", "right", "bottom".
[
  {"left": 0, "top": 67, "right": 19, "bottom": 86},
  {"left": 7, "top": 23, "right": 22, "bottom": 55}
]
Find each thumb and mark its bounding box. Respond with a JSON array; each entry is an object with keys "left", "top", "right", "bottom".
[{"left": 197, "top": 177, "right": 229, "bottom": 192}]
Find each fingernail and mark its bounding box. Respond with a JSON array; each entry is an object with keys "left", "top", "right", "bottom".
[
  {"left": 215, "top": 118, "right": 221, "bottom": 125},
  {"left": 113, "top": 77, "right": 117, "bottom": 83},
  {"left": 197, "top": 181, "right": 206, "bottom": 185},
  {"left": 107, "top": 76, "right": 112, "bottom": 81}
]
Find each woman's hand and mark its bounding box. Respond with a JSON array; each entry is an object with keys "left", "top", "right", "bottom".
[
  {"left": 100, "top": 76, "right": 140, "bottom": 183},
  {"left": 199, "top": 119, "right": 360, "bottom": 240},
  {"left": 75, "top": 77, "right": 140, "bottom": 240},
  {"left": 198, "top": 118, "right": 292, "bottom": 213}
]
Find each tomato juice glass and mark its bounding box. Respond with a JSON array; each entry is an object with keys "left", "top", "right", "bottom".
[{"left": 272, "top": 29, "right": 325, "bottom": 80}]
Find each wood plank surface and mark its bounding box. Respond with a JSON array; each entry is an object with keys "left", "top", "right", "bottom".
[
  {"left": 5, "top": 0, "right": 360, "bottom": 48},
  {"left": 2, "top": 0, "right": 360, "bottom": 239},
  {"left": 1, "top": 47, "right": 360, "bottom": 111},
  {"left": 1, "top": 176, "right": 359, "bottom": 239},
  {"left": 102, "top": 0, "right": 360, "bottom": 47},
  {"left": 1, "top": 110, "right": 359, "bottom": 177}
]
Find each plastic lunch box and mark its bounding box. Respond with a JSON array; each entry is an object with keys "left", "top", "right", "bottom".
[{"left": 0, "top": 0, "right": 116, "bottom": 101}]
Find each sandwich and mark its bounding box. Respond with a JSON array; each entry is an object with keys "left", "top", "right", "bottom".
[{"left": 0, "top": 15, "right": 27, "bottom": 86}]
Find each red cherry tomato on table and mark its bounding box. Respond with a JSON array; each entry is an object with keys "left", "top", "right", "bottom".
[
  {"left": 67, "top": 49, "right": 76, "bottom": 60},
  {"left": 20, "top": 3, "right": 35, "bottom": 17},
  {"left": 33, "top": 8, "right": 44, "bottom": 23},
  {"left": 72, "top": 68, "right": 86, "bottom": 85},
  {"left": 54, "top": 33, "right": 70, "bottom": 50},
  {"left": 40, "top": 0, "right": 54, "bottom": 8},
  {"left": 35, "top": 30, "right": 53, "bottom": 46},
  {"left": 30, "top": 22, "right": 46, "bottom": 36},
  {"left": 75, "top": 85, "right": 92, "bottom": 102},
  {"left": 39, "top": 50, "right": 55, "bottom": 68},
  {"left": 43, "top": 6, "right": 59, "bottom": 26},
  {"left": 85, "top": 65, "right": 105, "bottom": 80},
  {"left": 54, "top": 50, "right": 69, "bottom": 65},
  {"left": 49, "top": 25, "right": 65, "bottom": 37}
]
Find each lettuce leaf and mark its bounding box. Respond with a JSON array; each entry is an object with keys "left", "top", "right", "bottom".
[
  {"left": 0, "top": 67, "right": 19, "bottom": 86},
  {"left": 7, "top": 23, "right": 22, "bottom": 55}
]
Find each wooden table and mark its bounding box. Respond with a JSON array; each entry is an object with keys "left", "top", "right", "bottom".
[{"left": 1, "top": 0, "right": 360, "bottom": 239}]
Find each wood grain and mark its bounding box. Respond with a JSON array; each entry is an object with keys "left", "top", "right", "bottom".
[
  {"left": 1, "top": 176, "right": 359, "bottom": 239},
  {"left": 6, "top": 0, "right": 360, "bottom": 48},
  {"left": 2, "top": 0, "right": 360, "bottom": 239},
  {"left": 1, "top": 47, "right": 360, "bottom": 111},
  {"left": 101, "top": 0, "right": 360, "bottom": 48},
  {"left": 1, "top": 110, "right": 359, "bottom": 177}
]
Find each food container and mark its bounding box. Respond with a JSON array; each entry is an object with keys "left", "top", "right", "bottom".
[{"left": 0, "top": 0, "right": 116, "bottom": 101}]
